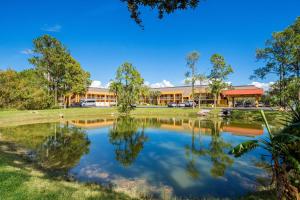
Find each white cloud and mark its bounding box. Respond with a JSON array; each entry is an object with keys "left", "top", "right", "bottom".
[
  {"left": 105, "top": 81, "right": 112, "bottom": 88},
  {"left": 181, "top": 78, "right": 210, "bottom": 86},
  {"left": 90, "top": 80, "right": 112, "bottom": 88},
  {"left": 91, "top": 80, "right": 174, "bottom": 89},
  {"left": 251, "top": 82, "right": 274, "bottom": 91},
  {"left": 20, "top": 49, "right": 33, "bottom": 55},
  {"left": 148, "top": 80, "right": 174, "bottom": 88},
  {"left": 90, "top": 80, "right": 103, "bottom": 88},
  {"left": 41, "top": 24, "right": 62, "bottom": 32}
]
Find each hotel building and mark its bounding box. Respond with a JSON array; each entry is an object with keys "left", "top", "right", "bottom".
[{"left": 70, "top": 85, "right": 263, "bottom": 107}]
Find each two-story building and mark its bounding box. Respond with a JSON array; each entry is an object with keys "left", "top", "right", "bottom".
[{"left": 70, "top": 85, "right": 263, "bottom": 107}]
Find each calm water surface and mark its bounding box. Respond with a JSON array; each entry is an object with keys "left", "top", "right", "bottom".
[{"left": 0, "top": 117, "right": 271, "bottom": 199}]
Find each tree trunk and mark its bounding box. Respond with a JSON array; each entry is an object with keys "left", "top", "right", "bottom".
[
  {"left": 198, "top": 93, "right": 201, "bottom": 109},
  {"left": 214, "top": 94, "right": 217, "bottom": 108},
  {"left": 274, "top": 159, "right": 300, "bottom": 200},
  {"left": 54, "top": 82, "right": 58, "bottom": 106},
  {"left": 279, "top": 66, "right": 283, "bottom": 107}
]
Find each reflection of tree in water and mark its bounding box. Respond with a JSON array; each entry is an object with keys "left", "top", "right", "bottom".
[
  {"left": 208, "top": 120, "right": 233, "bottom": 177},
  {"left": 185, "top": 119, "right": 233, "bottom": 179},
  {"left": 37, "top": 124, "right": 90, "bottom": 171},
  {"left": 109, "top": 117, "right": 148, "bottom": 167},
  {"left": 185, "top": 120, "right": 204, "bottom": 180}
]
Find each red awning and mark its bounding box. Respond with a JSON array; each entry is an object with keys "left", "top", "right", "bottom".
[{"left": 222, "top": 89, "right": 263, "bottom": 96}]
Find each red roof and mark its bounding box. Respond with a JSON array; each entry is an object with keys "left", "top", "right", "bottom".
[{"left": 222, "top": 89, "right": 263, "bottom": 96}]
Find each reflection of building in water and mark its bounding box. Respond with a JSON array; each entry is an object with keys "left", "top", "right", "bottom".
[
  {"left": 153, "top": 118, "right": 263, "bottom": 136},
  {"left": 70, "top": 118, "right": 115, "bottom": 129},
  {"left": 70, "top": 118, "right": 263, "bottom": 137}
]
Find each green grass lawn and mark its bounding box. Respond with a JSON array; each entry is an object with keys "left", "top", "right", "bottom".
[
  {"left": 0, "top": 140, "right": 134, "bottom": 200},
  {"left": 0, "top": 107, "right": 287, "bottom": 127},
  {"left": 0, "top": 107, "right": 201, "bottom": 127}
]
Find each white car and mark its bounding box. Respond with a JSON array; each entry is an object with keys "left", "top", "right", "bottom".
[
  {"left": 80, "top": 99, "right": 97, "bottom": 107},
  {"left": 178, "top": 103, "right": 186, "bottom": 107}
]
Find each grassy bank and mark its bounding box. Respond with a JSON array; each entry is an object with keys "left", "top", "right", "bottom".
[
  {"left": 0, "top": 140, "right": 133, "bottom": 200},
  {"left": 0, "top": 107, "right": 287, "bottom": 127},
  {"left": 0, "top": 107, "right": 200, "bottom": 127}
]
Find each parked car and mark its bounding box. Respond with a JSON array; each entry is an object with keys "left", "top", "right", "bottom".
[
  {"left": 185, "top": 100, "right": 197, "bottom": 107},
  {"left": 80, "top": 99, "right": 97, "bottom": 107},
  {"left": 130, "top": 104, "right": 137, "bottom": 108},
  {"left": 168, "top": 102, "right": 177, "bottom": 107},
  {"left": 244, "top": 102, "right": 254, "bottom": 107},
  {"left": 258, "top": 103, "right": 265, "bottom": 107},
  {"left": 235, "top": 102, "right": 244, "bottom": 107},
  {"left": 178, "top": 102, "right": 186, "bottom": 107}
]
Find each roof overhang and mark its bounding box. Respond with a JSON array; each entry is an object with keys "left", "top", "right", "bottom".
[{"left": 222, "top": 89, "right": 264, "bottom": 97}]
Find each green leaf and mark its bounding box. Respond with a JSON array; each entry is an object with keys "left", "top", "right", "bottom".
[{"left": 229, "top": 140, "right": 259, "bottom": 157}]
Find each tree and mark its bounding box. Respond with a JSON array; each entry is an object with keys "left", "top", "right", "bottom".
[
  {"left": 196, "top": 73, "right": 207, "bottom": 108},
  {"left": 29, "top": 35, "right": 68, "bottom": 106},
  {"left": 29, "top": 35, "right": 90, "bottom": 107},
  {"left": 62, "top": 55, "right": 91, "bottom": 107},
  {"left": 0, "top": 69, "right": 21, "bottom": 108},
  {"left": 0, "top": 69, "right": 52, "bottom": 110},
  {"left": 140, "top": 84, "right": 150, "bottom": 104},
  {"left": 208, "top": 54, "right": 233, "bottom": 108},
  {"left": 149, "top": 90, "right": 161, "bottom": 105},
  {"left": 109, "top": 81, "right": 122, "bottom": 106},
  {"left": 18, "top": 69, "right": 53, "bottom": 109},
  {"left": 111, "top": 62, "right": 144, "bottom": 114},
  {"left": 122, "top": 0, "right": 200, "bottom": 27},
  {"left": 251, "top": 17, "right": 300, "bottom": 106},
  {"left": 185, "top": 51, "right": 200, "bottom": 109}
]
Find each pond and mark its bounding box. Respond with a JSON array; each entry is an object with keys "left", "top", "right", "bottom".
[{"left": 0, "top": 117, "right": 271, "bottom": 199}]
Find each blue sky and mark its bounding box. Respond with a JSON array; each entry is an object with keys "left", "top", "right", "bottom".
[{"left": 0, "top": 0, "right": 299, "bottom": 88}]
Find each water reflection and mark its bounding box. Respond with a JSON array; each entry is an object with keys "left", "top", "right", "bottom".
[
  {"left": 109, "top": 117, "right": 148, "bottom": 166},
  {"left": 184, "top": 120, "right": 233, "bottom": 179},
  {"left": 70, "top": 117, "right": 264, "bottom": 137},
  {"left": 0, "top": 117, "right": 268, "bottom": 198},
  {"left": 0, "top": 123, "right": 90, "bottom": 171},
  {"left": 38, "top": 124, "right": 90, "bottom": 170}
]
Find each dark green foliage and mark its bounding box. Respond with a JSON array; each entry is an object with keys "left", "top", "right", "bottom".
[{"left": 122, "top": 0, "right": 200, "bottom": 27}]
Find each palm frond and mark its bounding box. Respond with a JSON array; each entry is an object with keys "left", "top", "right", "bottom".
[
  {"left": 260, "top": 110, "right": 273, "bottom": 138},
  {"left": 289, "top": 102, "right": 300, "bottom": 124},
  {"left": 285, "top": 154, "right": 300, "bottom": 174},
  {"left": 229, "top": 140, "right": 259, "bottom": 157},
  {"left": 272, "top": 133, "right": 300, "bottom": 144}
]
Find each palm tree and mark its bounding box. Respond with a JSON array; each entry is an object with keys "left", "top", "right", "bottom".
[
  {"left": 149, "top": 90, "right": 161, "bottom": 105},
  {"left": 196, "top": 73, "right": 207, "bottom": 108},
  {"left": 230, "top": 108, "right": 300, "bottom": 199},
  {"left": 109, "top": 81, "right": 123, "bottom": 106},
  {"left": 185, "top": 51, "right": 200, "bottom": 109}
]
